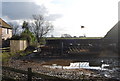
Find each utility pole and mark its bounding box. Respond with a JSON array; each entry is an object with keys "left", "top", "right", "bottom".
[{"left": 81, "top": 26, "right": 86, "bottom": 37}]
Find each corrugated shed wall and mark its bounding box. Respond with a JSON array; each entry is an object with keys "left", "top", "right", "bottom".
[{"left": 10, "top": 40, "right": 28, "bottom": 52}]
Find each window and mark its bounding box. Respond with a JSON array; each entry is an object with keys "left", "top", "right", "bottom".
[
  {"left": 7, "top": 29, "right": 9, "bottom": 34},
  {"left": 0, "top": 22, "right": 1, "bottom": 26}
]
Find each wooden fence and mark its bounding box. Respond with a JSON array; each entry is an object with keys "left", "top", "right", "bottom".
[
  {"left": 2, "top": 66, "right": 116, "bottom": 81},
  {"left": 2, "top": 66, "right": 72, "bottom": 81}
]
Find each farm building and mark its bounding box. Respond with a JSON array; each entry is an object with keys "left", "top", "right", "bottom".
[
  {"left": 43, "top": 21, "right": 119, "bottom": 57},
  {"left": 0, "top": 18, "right": 12, "bottom": 40}
]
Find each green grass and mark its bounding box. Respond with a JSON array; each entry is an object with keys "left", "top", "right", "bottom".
[
  {"left": 1, "top": 50, "right": 32, "bottom": 63},
  {"left": 1, "top": 52, "right": 12, "bottom": 62},
  {"left": 0, "top": 47, "right": 10, "bottom": 50}
]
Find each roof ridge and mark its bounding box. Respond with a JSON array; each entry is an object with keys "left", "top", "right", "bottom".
[{"left": 0, "top": 18, "right": 12, "bottom": 29}]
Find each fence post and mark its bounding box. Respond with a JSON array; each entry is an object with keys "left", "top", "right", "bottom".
[
  {"left": 61, "top": 42, "right": 63, "bottom": 55},
  {"left": 28, "top": 68, "right": 32, "bottom": 81}
]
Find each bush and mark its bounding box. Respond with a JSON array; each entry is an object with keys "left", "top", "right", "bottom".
[
  {"left": 21, "top": 30, "right": 36, "bottom": 45},
  {"left": 11, "top": 30, "right": 36, "bottom": 46},
  {"left": 39, "top": 38, "right": 46, "bottom": 45},
  {"left": 10, "top": 35, "right": 21, "bottom": 40}
]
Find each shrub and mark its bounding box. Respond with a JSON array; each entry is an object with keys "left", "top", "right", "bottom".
[{"left": 10, "top": 35, "right": 21, "bottom": 40}]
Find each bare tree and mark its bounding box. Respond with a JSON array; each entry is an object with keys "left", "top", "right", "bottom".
[
  {"left": 9, "top": 23, "right": 19, "bottom": 35},
  {"left": 61, "top": 34, "right": 72, "bottom": 38},
  {"left": 31, "top": 15, "right": 53, "bottom": 44}
]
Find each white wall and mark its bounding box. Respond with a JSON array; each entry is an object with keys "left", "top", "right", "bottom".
[{"left": 2, "top": 28, "right": 12, "bottom": 40}]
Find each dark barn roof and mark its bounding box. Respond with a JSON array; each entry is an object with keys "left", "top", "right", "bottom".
[{"left": 104, "top": 21, "right": 119, "bottom": 43}]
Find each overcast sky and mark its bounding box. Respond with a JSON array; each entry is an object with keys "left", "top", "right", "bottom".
[{"left": 0, "top": 0, "right": 119, "bottom": 37}]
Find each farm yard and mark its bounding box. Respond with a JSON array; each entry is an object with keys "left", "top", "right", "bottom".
[
  {"left": 2, "top": 59, "right": 117, "bottom": 81},
  {"left": 1, "top": 2, "right": 119, "bottom": 80}
]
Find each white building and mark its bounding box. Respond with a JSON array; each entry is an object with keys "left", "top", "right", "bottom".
[{"left": 0, "top": 18, "right": 12, "bottom": 40}]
